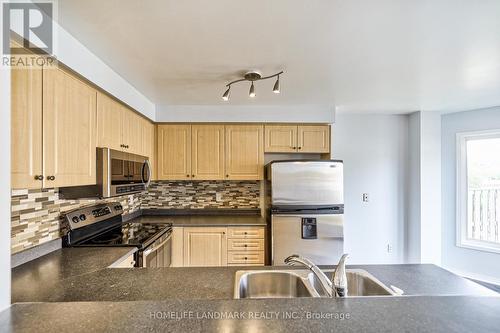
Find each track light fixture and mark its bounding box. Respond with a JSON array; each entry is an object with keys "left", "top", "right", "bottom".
[
  {"left": 222, "top": 70, "right": 284, "bottom": 101},
  {"left": 222, "top": 86, "right": 230, "bottom": 101},
  {"left": 273, "top": 75, "right": 280, "bottom": 94},
  {"left": 249, "top": 82, "right": 256, "bottom": 98}
]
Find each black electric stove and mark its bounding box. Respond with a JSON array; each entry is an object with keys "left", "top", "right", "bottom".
[{"left": 63, "top": 202, "right": 172, "bottom": 267}]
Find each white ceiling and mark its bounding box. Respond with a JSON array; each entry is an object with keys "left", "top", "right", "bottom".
[{"left": 56, "top": 0, "right": 500, "bottom": 114}]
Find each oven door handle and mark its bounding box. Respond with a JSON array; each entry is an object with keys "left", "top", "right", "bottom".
[{"left": 144, "top": 233, "right": 171, "bottom": 256}]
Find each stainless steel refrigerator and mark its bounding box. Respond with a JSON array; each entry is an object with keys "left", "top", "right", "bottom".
[{"left": 267, "top": 160, "right": 344, "bottom": 265}]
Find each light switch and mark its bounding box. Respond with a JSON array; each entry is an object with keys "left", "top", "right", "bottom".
[
  {"left": 362, "top": 193, "right": 369, "bottom": 202},
  {"left": 216, "top": 192, "right": 223, "bottom": 202}
]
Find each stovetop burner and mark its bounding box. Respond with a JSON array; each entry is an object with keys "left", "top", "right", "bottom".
[{"left": 76, "top": 222, "right": 171, "bottom": 248}]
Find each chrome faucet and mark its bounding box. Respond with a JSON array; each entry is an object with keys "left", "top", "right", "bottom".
[
  {"left": 284, "top": 253, "right": 349, "bottom": 297},
  {"left": 332, "top": 254, "right": 349, "bottom": 297}
]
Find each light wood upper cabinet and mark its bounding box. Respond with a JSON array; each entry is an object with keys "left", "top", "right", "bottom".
[
  {"left": 264, "top": 124, "right": 330, "bottom": 153},
  {"left": 191, "top": 125, "right": 225, "bottom": 180},
  {"left": 264, "top": 125, "right": 297, "bottom": 153},
  {"left": 225, "top": 125, "right": 264, "bottom": 180},
  {"left": 298, "top": 125, "right": 330, "bottom": 153},
  {"left": 97, "top": 92, "right": 123, "bottom": 151},
  {"left": 141, "top": 119, "right": 155, "bottom": 159},
  {"left": 11, "top": 63, "right": 43, "bottom": 189},
  {"left": 183, "top": 227, "right": 227, "bottom": 267},
  {"left": 123, "top": 109, "right": 142, "bottom": 155},
  {"left": 157, "top": 125, "right": 191, "bottom": 180},
  {"left": 97, "top": 92, "right": 154, "bottom": 157},
  {"left": 42, "top": 67, "right": 97, "bottom": 188}
]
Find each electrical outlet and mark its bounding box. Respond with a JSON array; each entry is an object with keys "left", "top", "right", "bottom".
[
  {"left": 215, "top": 192, "right": 223, "bottom": 202},
  {"left": 387, "top": 244, "right": 393, "bottom": 253},
  {"left": 362, "top": 193, "right": 369, "bottom": 202}
]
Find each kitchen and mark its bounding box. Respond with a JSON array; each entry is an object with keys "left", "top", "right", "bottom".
[{"left": 2, "top": 1, "right": 500, "bottom": 332}]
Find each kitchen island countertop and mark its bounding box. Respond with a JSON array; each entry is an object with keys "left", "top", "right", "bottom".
[{"left": 11, "top": 247, "right": 497, "bottom": 303}]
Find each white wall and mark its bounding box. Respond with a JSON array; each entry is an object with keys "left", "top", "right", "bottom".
[
  {"left": 407, "top": 112, "right": 442, "bottom": 264},
  {"left": 0, "top": 3, "right": 12, "bottom": 309},
  {"left": 156, "top": 105, "right": 335, "bottom": 123},
  {"left": 332, "top": 114, "right": 408, "bottom": 264},
  {"left": 407, "top": 113, "right": 421, "bottom": 262},
  {"left": 441, "top": 107, "right": 500, "bottom": 283},
  {"left": 10, "top": 3, "right": 155, "bottom": 120},
  {"left": 419, "top": 112, "right": 441, "bottom": 264}
]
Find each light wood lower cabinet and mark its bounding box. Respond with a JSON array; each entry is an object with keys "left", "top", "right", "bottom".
[
  {"left": 171, "top": 226, "right": 266, "bottom": 267},
  {"left": 183, "top": 227, "right": 227, "bottom": 267}
]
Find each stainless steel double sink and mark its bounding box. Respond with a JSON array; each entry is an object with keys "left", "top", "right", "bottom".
[{"left": 234, "top": 269, "right": 398, "bottom": 299}]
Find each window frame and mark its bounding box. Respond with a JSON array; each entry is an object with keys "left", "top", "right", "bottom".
[{"left": 456, "top": 129, "right": 500, "bottom": 254}]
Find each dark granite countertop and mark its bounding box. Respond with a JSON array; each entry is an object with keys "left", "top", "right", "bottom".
[
  {"left": 126, "top": 209, "right": 266, "bottom": 227},
  {"left": 2, "top": 296, "right": 500, "bottom": 332},
  {"left": 128, "top": 215, "right": 266, "bottom": 227},
  {"left": 12, "top": 243, "right": 497, "bottom": 303}
]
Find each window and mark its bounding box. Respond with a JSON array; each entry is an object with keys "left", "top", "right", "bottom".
[{"left": 457, "top": 130, "right": 500, "bottom": 253}]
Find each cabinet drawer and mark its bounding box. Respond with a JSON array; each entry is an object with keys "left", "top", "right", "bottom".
[
  {"left": 227, "top": 226, "right": 264, "bottom": 239},
  {"left": 227, "top": 251, "right": 265, "bottom": 264},
  {"left": 227, "top": 238, "right": 264, "bottom": 251}
]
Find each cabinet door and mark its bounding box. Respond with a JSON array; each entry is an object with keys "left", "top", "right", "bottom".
[
  {"left": 96, "top": 92, "right": 123, "bottom": 151},
  {"left": 297, "top": 125, "right": 330, "bottom": 153},
  {"left": 157, "top": 125, "right": 191, "bottom": 180},
  {"left": 183, "top": 227, "right": 227, "bottom": 267},
  {"left": 225, "top": 125, "right": 264, "bottom": 180},
  {"left": 11, "top": 63, "right": 43, "bottom": 189},
  {"left": 141, "top": 119, "right": 155, "bottom": 158},
  {"left": 191, "top": 124, "right": 225, "bottom": 180},
  {"left": 122, "top": 108, "right": 142, "bottom": 155},
  {"left": 42, "top": 67, "right": 97, "bottom": 188},
  {"left": 264, "top": 125, "right": 297, "bottom": 153}
]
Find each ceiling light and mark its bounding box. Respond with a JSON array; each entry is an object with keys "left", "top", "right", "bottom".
[
  {"left": 221, "top": 70, "right": 283, "bottom": 101},
  {"left": 249, "top": 82, "right": 256, "bottom": 98},
  {"left": 273, "top": 76, "right": 280, "bottom": 94},
  {"left": 222, "top": 86, "right": 230, "bottom": 101}
]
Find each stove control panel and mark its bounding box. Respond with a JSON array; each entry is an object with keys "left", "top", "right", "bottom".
[
  {"left": 92, "top": 206, "right": 111, "bottom": 218},
  {"left": 64, "top": 202, "right": 123, "bottom": 230}
]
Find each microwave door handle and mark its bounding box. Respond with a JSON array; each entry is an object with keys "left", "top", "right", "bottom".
[{"left": 142, "top": 159, "right": 152, "bottom": 188}]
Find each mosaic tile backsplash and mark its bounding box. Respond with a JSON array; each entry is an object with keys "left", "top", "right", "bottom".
[
  {"left": 11, "top": 181, "right": 260, "bottom": 254},
  {"left": 11, "top": 188, "right": 141, "bottom": 254},
  {"left": 141, "top": 181, "right": 260, "bottom": 209}
]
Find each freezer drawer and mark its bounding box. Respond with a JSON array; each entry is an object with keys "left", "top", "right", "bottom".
[
  {"left": 272, "top": 214, "right": 344, "bottom": 265},
  {"left": 270, "top": 161, "right": 344, "bottom": 207}
]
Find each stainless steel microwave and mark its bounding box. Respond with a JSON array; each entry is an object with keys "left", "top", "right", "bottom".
[
  {"left": 97, "top": 148, "right": 151, "bottom": 197},
  {"left": 59, "top": 148, "right": 151, "bottom": 199}
]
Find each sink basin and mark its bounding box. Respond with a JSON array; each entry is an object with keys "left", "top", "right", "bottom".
[
  {"left": 308, "top": 269, "right": 396, "bottom": 297},
  {"left": 234, "top": 269, "right": 397, "bottom": 299},
  {"left": 234, "top": 271, "right": 319, "bottom": 299}
]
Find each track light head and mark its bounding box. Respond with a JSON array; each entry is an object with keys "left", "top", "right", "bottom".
[
  {"left": 273, "top": 76, "right": 280, "bottom": 94},
  {"left": 249, "top": 82, "right": 256, "bottom": 98},
  {"left": 222, "top": 86, "right": 230, "bottom": 101}
]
